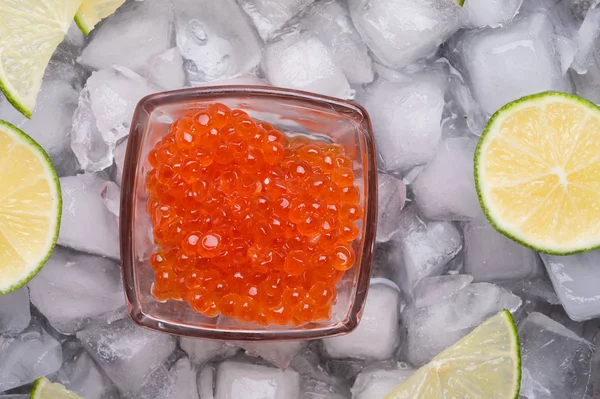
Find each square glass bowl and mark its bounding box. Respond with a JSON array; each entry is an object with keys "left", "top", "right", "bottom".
[{"left": 120, "top": 86, "right": 377, "bottom": 340}]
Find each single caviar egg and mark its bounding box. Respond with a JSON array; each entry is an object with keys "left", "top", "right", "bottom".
[{"left": 146, "top": 103, "right": 365, "bottom": 326}]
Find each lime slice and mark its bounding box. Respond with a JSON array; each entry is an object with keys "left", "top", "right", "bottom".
[
  {"left": 31, "top": 377, "right": 83, "bottom": 399},
  {"left": 75, "top": 0, "right": 126, "bottom": 36},
  {"left": 0, "top": 121, "right": 61, "bottom": 295},
  {"left": 0, "top": 0, "right": 82, "bottom": 118},
  {"left": 475, "top": 92, "right": 600, "bottom": 255},
  {"left": 385, "top": 310, "right": 521, "bottom": 399}
]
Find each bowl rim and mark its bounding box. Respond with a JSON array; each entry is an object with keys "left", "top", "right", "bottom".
[{"left": 120, "top": 85, "right": 378, "bottom": 341}]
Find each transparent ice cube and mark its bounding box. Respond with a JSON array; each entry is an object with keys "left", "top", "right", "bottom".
[
  {"left": 57, "top": 174, "right": 120, "bottom": 259},
  {"left": 376, "top": 173, "right": 407, "bottom": 243},
  {"left": 236, "top": 341, "right": 305, "bottom": 369},
  {"left": 214, "top": 361, "right": 301, "bottom": 399},
  {"left": 299, "top": 0, "right": 374, "bottom": 84},
  {"left": 100, "top": 181, "right": 121, "bottom": 219},
  {"left": 76, "top": 317, "right": 177, "bottom": 396},
  {"left": 55, "top": 350, "right": 119, "bottom": 399},
  {"left": 572, "top": 6, "right": 600, "bottom": 73},
  {"left": 411, "top": 137, "right": 483, "bottom": 220},
  {"left": 463, "top": 0, "right": 523, "bottom": 28},
  {"left": 323, "top": 281, "right": 402, "bottom": 360},
  {"left": 519, "top": 312, "right": 595, "bottom": 399},
  {"left": 0, "top": 287, "right": 31, "bottom": 337},
  {"left": 28, "top": 247, "right": 125, "bottom": 335},
  {"left": 145, "top": 47, "right": 186, "bottom": 91},
  {"left": 0, "top": 79, "right": 80, "bottom": 176},
  {"left": 404, "top": 282, "right": 521, "bottom": 366},
  {"left": 262, "top": 33, "right": 353, "bottom": 99},
  {"left": 138, "top": 357, "right": 199, "bottom": 399},
  {"left": 463, "top": 219, "right": 543, "bottom": 283},
  {"left": 78, "top": 0, "right": 173, "bottom": 72},
  {"left": 449, "top": 12, "right": 572, "bottom": 115},
  {"left": 113, "top": 138, "right": 128, "bottom": 187},
  {"left": 174, "top": 0, "right": 262, "bottom": 85},
  {"left": 390, "top": 206, "right": 462, "bottom": 297},
  {"left": 413, "top": 274, "right": 473, "bottom": 308},
  {"left": 351, "top": 364, "right": 414, "bottom": 399},
  {"left": 360, "top": 74, "right": 445, "bottom": 172},
  {"left": 238, "top": 0, "right": 315, "bottom": 40},
  {"left": 540, "top": 252, "right": 600, "bottom": 321},
  {"left": 179, "top": 338, "right": 239, "bottom": 365},
  {"left": 0, "top": 321, "right": 63, "bottom": 392},
  {"left": 348, "top": 0, "right": 462, "bottom": 69}
]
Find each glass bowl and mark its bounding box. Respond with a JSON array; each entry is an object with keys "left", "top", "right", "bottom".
[{"left": 120, "top": 86, "right": 378, "bottom": 340}]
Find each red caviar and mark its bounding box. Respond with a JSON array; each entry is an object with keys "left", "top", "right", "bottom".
[{"left": 145, "top": 103, "right": 363, "bottom": 326}]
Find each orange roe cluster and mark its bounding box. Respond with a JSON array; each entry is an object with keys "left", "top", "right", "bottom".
[{"left": 145, "top": 103, "right": 364, "bottom": 326}]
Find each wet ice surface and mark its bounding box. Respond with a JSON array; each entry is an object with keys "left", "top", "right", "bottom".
[
  {"left": 27, "top": 248, "right": 125, "bottom": 335},
  {"left": 541, "top": 252, "right": 600, "bottom": 321},
  {"left": 262, "top": 33, "right": 353, "bottom": 99},
  {"left": 58, "top": 174, "right": 120, "bottom": 259},
  {"left": 0, "top": 287, "right": 30, "bottom": 336},
  {"left": 76, "top": 318, "right": 177, "bottom": 396},
  {"left": 519, "top": 312, "right": 595, "bottom": 399},
  {"left": 174, "top": 0, "right": 262, "bottom": 85},
  {"left": 3, "top": 0, "right": 600, "bottom": 397}
]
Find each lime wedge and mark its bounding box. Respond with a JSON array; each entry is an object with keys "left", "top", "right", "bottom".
[
  {"left": 31, "top": 377, "right": 83, "bottom": 399},
  {"left": 385, "top": 310, "right": 521, "bottom": 399},
  {"left": 475, "top": 92, "right": 600, "bottom": 255},
  {"left": 75, "top": 0, "right": 126, "bottom": 36},
  {"left": 0, "top": 121, "right": 61, "bottom": 295},
  {"left": 0, "top": 0, "right": 82, "bottom": 118},
  {"left": 454, "top": 0, "right": 465, "bottom": 6}
]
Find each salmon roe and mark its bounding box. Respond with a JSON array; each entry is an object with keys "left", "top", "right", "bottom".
[{"left": 145, "top": 103, "right": 363, "bottom": 326}]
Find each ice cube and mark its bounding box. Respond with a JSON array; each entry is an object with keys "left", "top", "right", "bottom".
[
  {"left": 196, "top": 75, "right": 268, "bottom": 87},
  {"left": 569, "top": 0, "right": 600, "bottom": 20},
  {"left": 411, "top": 137, "right": 483, "bottom": 220},
  {"left": 360, "top": 74, "right": 445, "bottom": 172},
  {"left": 573, "top": 50, "right": 600, "bottom": 104},
  {"left": 323, "top": 281, "right": 402, "bottom": 360},
  {"left": 351, "top": 364, "right": 414, "bottom": 399},
  {"left": 404, "top": 282, "right": 522, "bottom": 365},
  {"left": 88, "top": 67, "right": 155, "bottom": 145},
  {"left": 0, "top": 79, "right": 80, "bottom": 176},
  {"left": 376, "top": 173, "right": 407, "bottom": 243},
  {"left": 71, "top": 66, "right": 154, "bottom": 173},
  {"left": 198, "top": 364, "right": 215, "bottom": 399},
  {"left": 348, "top": 0, "right": 462, "bottom": 69},
  {"left": 519, "top": 312, "right": 594, "bottom": 399},
  {"left": 299, "top": 1, "right": 374, "bottom": 84},
  {"left": 55, "top": 350, "right": 119, "bottom": 399},
  {"left": 449, "top": 12, "right": 572, "bottom": 115},
  {"left": 76, "top": 317, "right": 177, "bottom": 396},
  {"left": 100, "top": 181, "right": 121, "bottom": 219},
  {"left": 145, "top": 48, "right": 187, "bottom": 91},
  {"left": 58, "top": 174, "right": 120, "bottom": 259},
  {"left": 214, "top": 361, "right": 301, "bottom": 399},
  {"left": 540, "top": 252, "right": 600, "bottom": 321},
  {"left": 138, "top": 357, "right": 199, "bottom": 399},
  {"left": 179, "top": 337, "right": 239, "bottom": 365},
  {"left": 463, "top": 0, "right": 523, "bottom": 28},
  {"left": 78, "top": 0, "right": 173, "bottom": 72},
  {"left": 0, "top": 287, "right": 31, "bottom": 336},
  {"left": 463, "top": 219, "right": 542, "bottom": 283},
  {"left": 0, "top": 322, "right": 63, "bottom": 391},
  {"left": 262, "top": 33, "right": 353, "bottom": 99},
  {"left": 113, "top": 138, "right": 128, "bottom": 187},
  {"left": 390, "top": 206, "right": 463, "bottom": 297},
  {"left": 413, "top": 274, "right": 473, "bottom": 308},
  {"left": 237, "top": 341, "right": 304, "bottom": 369},
  {"left": 572, "top": 6, "right": 600, "bottom": 73},
  {"left": 238, "top": 0, "right": 315, "bottom": 40},
  {"left": 27, "top": 248, "right": 125, "bottom": 335},
  {"left": 174, "top": 0, "right": 263, "bottom": 85},
  {"left": 71, "top": 87, "right": 112, "bottom": 172}
]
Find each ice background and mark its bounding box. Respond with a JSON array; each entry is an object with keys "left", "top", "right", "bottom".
[{"left": 1, "top": 0, "right": 600, "bottom": 397}]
